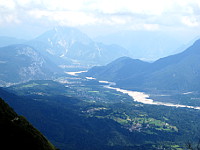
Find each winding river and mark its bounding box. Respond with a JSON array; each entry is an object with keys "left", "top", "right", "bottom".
[
  {"left": 98, "top": 80, "right": 200, "bottom": 110},
  {"left": 66, "top": 71, "right": 200, "bottom": 110}
]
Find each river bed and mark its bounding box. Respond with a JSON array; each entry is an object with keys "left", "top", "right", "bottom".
[
  {"left": 98, "top": 80, "right": 200, "bottom": 110},
  {"left": 66, "top": 71, "right": 200, "bottom": 110}
]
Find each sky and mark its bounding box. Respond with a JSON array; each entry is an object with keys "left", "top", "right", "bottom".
[{"left": 0, "top": 0, "right": 200, "bottom": 39}]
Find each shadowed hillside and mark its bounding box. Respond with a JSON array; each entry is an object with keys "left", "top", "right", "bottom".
[{"left": 0, "top": 97, "right": 57, "bottom": 150}]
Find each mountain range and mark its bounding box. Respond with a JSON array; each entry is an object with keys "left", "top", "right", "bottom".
[
  {"left": 0, "top": 26, "right": 200, "bottom": 92},
  {"left": 95, "top": 30, "right": 190, "bottom": 61},
  {"left": 1, "top": 27, "right": 200, "bottom": 150},
  {"left": 0, "top": 44, "right": 62, "bottom": 86},
  {"left": 0, "top": 36, "right": 26, "bottom": 47},
  {"left": 86, "top": 39, "right": 200, "bottom": 92},
  {"left": 0, "top": 26, "right": 131, "bottom": 86},
  {"left": 27, "top": 26, "right": 130, "bottom": 68}
]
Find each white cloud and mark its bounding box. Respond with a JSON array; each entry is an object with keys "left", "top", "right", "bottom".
[
  {"left": 73, "top": 0, "right": 171, "bottom": 15},
  {"left": 182, "top": 16, "right": 199, "bottom": 27},
  {"left": 0, "top": 0, "right": 16, "bottom": 9},
  {"left": 42, "top": 0, "right": 84, "bottom": 11},
  {"left": 0, "top": 14, "right": 20, "bottom": 25},
  {"left": 28, "top": 9, "right": 98, "bottom": 26},
  {"left": 129, "top": 23, "right": 160, "bottom": 31},
  {"left": 0, "top": 0, "right": 200, "bottom": 32}
]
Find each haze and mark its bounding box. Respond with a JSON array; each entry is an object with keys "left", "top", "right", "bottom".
[{"left": 0, "top": 0, "right": 200, "bottom": 60}]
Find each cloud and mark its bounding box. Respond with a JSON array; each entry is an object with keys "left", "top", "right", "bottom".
[
  {"left": 0, "top": 0, "right": 16, "bottom": 9},
  {"left": 182, "top": 16, "right": 199, "bottom": 27},
  {"left": 85, "top": 0, "right": 167, "bottom": 15},
  {"left": 28, "top": 9, "right": 98, "bottom": 26},
  {"left": 0, "top": 0, "right": 199, "bottom": 32}
]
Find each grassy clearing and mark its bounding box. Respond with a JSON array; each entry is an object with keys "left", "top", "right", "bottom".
[
  {"left": 88, "top": 91, "right": 99, "bottom": 93},
  {"left": 21, "top": 83, "right": 39, "bottom": 88},
  {"left": 21, "top": 83, "right": 49, "bottom": 88}
]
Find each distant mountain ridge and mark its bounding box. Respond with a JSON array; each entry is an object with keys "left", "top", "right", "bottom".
[
  {"left": 95, "top": 30, "right": 186, "bottom": 61},
  {"left": 86, "top": 39, "right": 200, "bottom": 91},
  {"left": 0, "top": 26, "right": 130, "bottom": 85},
  {"left": 0, "top": 36, "right": 26, "bottom": 47},
  {"left": 27, "top": 26, "right": 130, "bottom": 67},
  {"left": 0, "top": 44, "right": 62, "bottom": 86},
  {"left": 86, "top": 56, "right": 150, "bottom": 82}
]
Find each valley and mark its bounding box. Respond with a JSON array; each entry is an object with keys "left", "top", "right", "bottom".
[
  {"left": 3, "top": 70, "right": 200, "bottom": 150},
  {"left": 1, "top": 0, "right": 200, "bottom": 149},
  {"left": 0, "top": 26, "right": 200, "bottom": 150},
  {"left": 67, "top": 70, "right": 200, "bottom": 110}
]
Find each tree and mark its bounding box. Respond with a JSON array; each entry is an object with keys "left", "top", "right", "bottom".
[{"left": 186, "top": 140, "right": 200, "bottom": 150}]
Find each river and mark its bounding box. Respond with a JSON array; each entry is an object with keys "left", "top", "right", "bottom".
[
  {"left": 98, "top": 80, "right": 200, "bottom": 110},
  {"left": 66, "top": 71, "right": 200, "bottom": 110},
  {"left": 66, "top": 70, "right": 87, "bottom": 76}
]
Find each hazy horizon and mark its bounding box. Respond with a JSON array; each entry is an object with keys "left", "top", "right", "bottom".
[
  {"left": 0, "top": 0, "right": 199, "bottom": 39},
  {"left": 0, "top": 0, "right": 200, "bottom": 61}
]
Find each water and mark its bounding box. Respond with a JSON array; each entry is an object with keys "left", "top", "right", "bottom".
[
  {"left": 99, "top": 80, "right": 200, "bottom": 110},
  {"left": 66, "top": 71, "right": 87, "bottom": 76},
  {"left": 66, "top": 70, "right": 200, "bottom": 110}
]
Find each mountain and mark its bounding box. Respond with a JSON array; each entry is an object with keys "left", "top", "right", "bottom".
[
  {"left": 27, "top": 26, "right": 130, "bottom": 68},
  {"left": 86, "top": 39, "right": 200, "bottom": 91},
  {"left": 0, "top": 97, "right": 56, "bottom": 150},
  {"left": 0, "top": 36, "right": 26, "bottom": 47},
  {"left": 95, "top": 30, "right": 186, "bottom": 61},
  {"left": 86, "top": 56, "right": 150, "bottom": 82},
  {"left": 142, "top": 39, "right": 200, "bottom": 91},
  {"left": 0, "top": 44, "right": 62, "bottom": 86}
]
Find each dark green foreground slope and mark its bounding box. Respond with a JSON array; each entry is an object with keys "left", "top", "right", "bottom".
[{"left": 0, "top": 97, "right": 56, "bottom": 150}]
